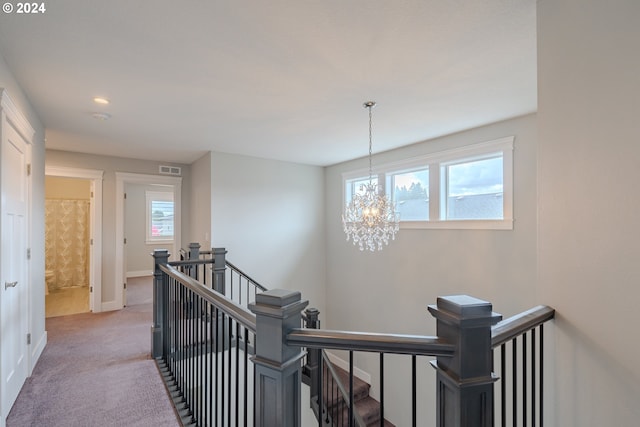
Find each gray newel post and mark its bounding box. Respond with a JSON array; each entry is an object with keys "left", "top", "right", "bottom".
[
  {"left": 304, "top": 308, "right": 321, "bottom": 403},
  {"left": 428, "top": 295, "right": 502, "bottom": 427},
  {"left": 188, "top": 242, "right": 200, "bottom": 278},
  {"left": 151, "top": 249, "right": 170, "bottom": 358},
  {"left": 249, "top": 289, "right": 309, "bottom": 427},
  {"left": 212, "top": 247, "right": 227, "bottom": 294}
]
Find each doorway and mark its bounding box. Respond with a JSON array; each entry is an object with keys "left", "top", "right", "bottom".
[
  {"left": 115, "top": 172, "right": 181, "bottom": 309},
  {"left": 44, "top": 166, "right": 103, "bottom": 313},
  {"left": 44, "top": 176, "right": 91, "bottom": 317}
]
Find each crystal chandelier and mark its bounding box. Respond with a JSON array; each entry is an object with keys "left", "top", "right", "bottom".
[{"left": 342, "top": 101, "right": 399, "bottom": 251}]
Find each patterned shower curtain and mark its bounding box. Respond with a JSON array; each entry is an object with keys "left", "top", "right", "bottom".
[{"left": 45, "top": 199, "right": 90, "bottom": 290}]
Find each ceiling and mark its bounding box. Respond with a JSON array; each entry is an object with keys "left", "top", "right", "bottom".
[{"left": 0, "top": 1, "right": 537, "bottom": 167}]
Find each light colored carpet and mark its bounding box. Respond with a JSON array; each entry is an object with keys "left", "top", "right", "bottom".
[{"left": 7, "top": 277, "right": 180, "bottom": 426}]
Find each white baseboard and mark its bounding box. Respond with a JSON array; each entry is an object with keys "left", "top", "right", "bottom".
[
  {"left": 325, "top": 351, "right": 371, "bottom": 384},
  {"left": 30, "top": 330, "right": 47, "bottom": 375},
  {"left": 100, "top": 300, "right": 122, "bottom": 312},
  {"left": 127, "top": 270, "right": 152, "bottom": 278}
]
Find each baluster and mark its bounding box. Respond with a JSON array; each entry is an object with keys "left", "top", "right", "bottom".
[
  {"left": 412, "top": 354, "right": 417, "bottom": 427},
  {"left": 380, "top": 353, "right": 384, "bottom": 427}
]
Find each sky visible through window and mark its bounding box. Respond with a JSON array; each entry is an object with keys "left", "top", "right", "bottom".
[{"left": 447, "top": 156, "right": 503, "bottom": 196}]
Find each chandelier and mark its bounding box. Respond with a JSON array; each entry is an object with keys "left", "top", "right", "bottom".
[{"left": 342, "top": 101, "right": 399, "bottom": 251}]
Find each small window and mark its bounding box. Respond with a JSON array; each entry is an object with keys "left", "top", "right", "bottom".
[
  {"left": 442, "top": 155, "right": 503, "bottom": 220},
  {"left": 146, "top": 191, "right": 174, "bottom": 243},
  {"left": 390, "top": 168, "right": 429, "bottom": 221}
]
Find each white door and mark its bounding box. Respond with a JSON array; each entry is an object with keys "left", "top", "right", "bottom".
[{"left": 0, "top": 118, "right": 29, "bottom": 419}]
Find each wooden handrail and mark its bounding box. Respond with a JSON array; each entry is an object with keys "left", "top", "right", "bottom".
[
  {"left": 287, "top": 328, "right": 455, "bottom": 357},
  {"left": 491, "top": 305, "right": 555, "bottom": 348},
  {"left": 159, "top": 263, "right": 257, "bottom": 333}
]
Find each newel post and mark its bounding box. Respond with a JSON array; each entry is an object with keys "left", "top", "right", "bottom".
[
  {"left": 212, "top": 247, "right": 227, "bottom": 293},
  {"left": 428, "top": 295, "right": 502, "bottom": 427},
  {"left": 249, "top": 289, "right": 309, "bottom": 427},
  {"left": 304, "top": 308, "right": 321, "bottom": 403},
  {"left": 188, "top": 242, "right": 200, "bottom": 278},
  {"left": 151, "top": 249, "right": 170, "bottom": 358}
]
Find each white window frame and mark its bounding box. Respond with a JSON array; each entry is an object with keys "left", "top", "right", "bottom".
[
  {"left": 146, "top": 190, "right": 175, "bottom": 243},
  {"left": 342, "top": 136, "right": 514, "bottom": 230}
]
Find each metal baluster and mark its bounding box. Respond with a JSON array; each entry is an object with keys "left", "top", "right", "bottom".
[
  {"left": 540, "top": 324, "right": 544, "bottom": 427},
  {"left": 349, "top": 351, "right": 354, "bottom": 427},
  {"left": 380, "top": 353, "right": 384, "bottom": 427},
  {"left": 318, "top": 354, "right": 323, "bottom": 427},
  {"left": 523, "top": 331, "right": 527, "bottom": 427},
  {"left": 532, "top": 328, "right": 536, "bottom": 427},
  {"left": 228, "top": 316, "right": 232, "bottom": 426},
  {"left": 501, "top": 344, "right": 506, "bottom": 427},
  {"left": 412, "top": 355, "right": 417, "bottom": 427},
  {"left": 512, "top": 337, "right": 517, "bottom": 427},
  {"left": 243, "top": 328, "right": 249, "bottom": 427},
  {"left": 235, "top": 321, "right": 240, "bottom": 426},
  {"left": 215, "top": 308, "right": 220, "bottom": 427}
]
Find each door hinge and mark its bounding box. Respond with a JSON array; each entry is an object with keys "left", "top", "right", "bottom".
[
  {"left": 124, "top": 283, "right": 127, "bottom": 289},
  {"left": 90, "top": 286, "right": 93, "bottom": 292},
  {"left": 27, "top": 333, "right": 31, "bottom": 345},
  {"left": 26, "top": 164, "right": 31, "bottom": 176},
  {"left": 91, "top": 191, "right": 94, "bottom": 198},
  {"left": 26, "top": 248, "right": 31, "bottom": 260},
  {"left": 124, "top": 237, "right": 127, "bottom": 244},
  {"left": 90, "top": 238, "right": 94, "bottom": 245},
  {"left": 124, "top": 192, "right": 127, "bottom": 199}
]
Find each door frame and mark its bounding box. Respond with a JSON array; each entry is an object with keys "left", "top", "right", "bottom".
[
  {"left": 113, "top": 172, "right": 181, "bottom": 310},
  {"left": 44, "top": 166, "right": 104, "bottom": 313},
  {"left": 0, "top": 89, "right": 34, "bottom": 423}
]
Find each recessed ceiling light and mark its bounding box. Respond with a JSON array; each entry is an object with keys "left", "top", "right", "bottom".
[
  {"left": 91, "top": 112, "right": 112, "bottom": 120},
  {"left": 93, "top": 97, "right": 110, "bottom": 105}
]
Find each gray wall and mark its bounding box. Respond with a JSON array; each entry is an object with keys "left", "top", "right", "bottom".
[
  {"left": 324, "top": 113, "right": 538, "bottom": 425},
  {"left": 211, "top": 151, "right": 326, "bottom": 315},
  {"left": 538, "top": 0, "right": 640, "bottom": 424},
  {"left": 45, "top": 150, "right": 190, "bottom": 305}
]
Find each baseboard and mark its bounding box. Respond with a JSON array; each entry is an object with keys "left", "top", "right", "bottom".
[
  {"left": 100, "top": 300, "right": 122, "bottom": 312},
  {"left": 31, "top": 330, "right": 47, "bottom": 374},
  {"left": 127, "top": 270, "right": 152, "bottom": 278},
  {"left": 325, "top": 351, "right": 371, "bottom": 385}
]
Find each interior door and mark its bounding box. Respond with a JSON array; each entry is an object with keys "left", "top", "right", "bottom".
[{"left": 0, "top": 118, "right": 29, "bottom": 419}]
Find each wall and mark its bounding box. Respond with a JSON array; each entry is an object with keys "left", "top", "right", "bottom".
[
  {"left": 537, "top": 0, "right": 640, "bottom": 425},
  {"left": 325, "top": 114, "right": 538, "bottom": 426},
  {"left": 45, "top": 150, "right": 191, "bottom": 307},
  {"left": 211, "top": 152, "right": 326, "bottom": 315},
  {"left": 0, "top": 51, "right": 47, "bottom": 378},
  {"left": 124, "top": 182, "right": 174, "bottom": 275},
  {"left": 189, "top": 152, "right": 212, "bottom": 250}
]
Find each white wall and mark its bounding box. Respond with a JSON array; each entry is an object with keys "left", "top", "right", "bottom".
[
  {"left": 537, "top": 0, "right": 640, "bottom": 425},
  {"left": 124, "top": 183, "right": 174, "bottom": 275},
  {"left": 325, "top": 114, "right": 538, "bottom": 426},
  {"left": 211, "top": 152, "right": 326, "bottom": 315},
  {"left": 45, "top": 150, "right": 190, "bottom": 306},
  {"left": 0, "top": 51, "right": 47, "bottom": 375},
  {"left": 190, "top": 152, "right": 212, "bottom": 250}
]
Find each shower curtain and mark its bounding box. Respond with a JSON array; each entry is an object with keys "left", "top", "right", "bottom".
[{"left": 45, "top": 199, "right": 90, "bottom": 290}]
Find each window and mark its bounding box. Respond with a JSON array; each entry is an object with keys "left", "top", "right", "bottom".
[
  {"left": 390, "top": 168, "right": 429, "bottom": 221},
  {"left": 345, "top": 176, "right": 378, "bottom": 205},
  {"left": 342, "top": 136, "right": 513, "bottom": 230},
  {"left": 146, "top": 191, "right": 174, "bottom": 243},
  {"left": 442, "top": 155, "right": 503, "bottom": 220}
]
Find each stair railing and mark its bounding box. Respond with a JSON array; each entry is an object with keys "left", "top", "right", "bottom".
[
  {"left": 152, "top": 249, "right": 257, "bottom": 426},
  {"left": 491, "top": 305, "right": 555, "bottom": 427},
  {"left": 153, "top": 244, "right": 555, "bottom": 427}
]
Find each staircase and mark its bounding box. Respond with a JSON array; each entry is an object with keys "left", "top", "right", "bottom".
[{"left": 322, "top": 361, "right": 395, "bottom": 427}]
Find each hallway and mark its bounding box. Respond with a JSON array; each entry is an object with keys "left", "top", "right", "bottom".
[{"left": 7, "top": 277, "right": 179, "bottom": 426}]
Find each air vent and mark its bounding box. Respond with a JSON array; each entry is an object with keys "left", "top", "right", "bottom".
[{"left": 159, "top": 165, "right": 181, "bottom": 176}]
